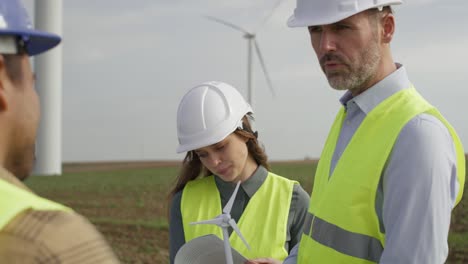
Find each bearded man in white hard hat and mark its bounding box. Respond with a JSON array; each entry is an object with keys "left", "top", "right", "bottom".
[
  {"left": 0, "top": 0, "right": 119, "bottom": 262},
  {"left": 247, "top": 0, "right": 466, "bottom": 264}
]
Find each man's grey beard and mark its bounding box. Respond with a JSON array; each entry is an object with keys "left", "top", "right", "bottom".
[{"left": 323, "top": 38, "right": 381, "bottom": 92}]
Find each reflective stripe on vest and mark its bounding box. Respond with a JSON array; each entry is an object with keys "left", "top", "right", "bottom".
[
  {"left": 298, "top": 87, "right": 465, "bottom": 263},
  {"left": 181, "top": 172, "right": 296, "bottom": 260},
  {"left": 0, "top": 177, "right": 72, "bottom": 230},
  {"left": 302, "top": 212, "right": 383, "bottom": 262}
]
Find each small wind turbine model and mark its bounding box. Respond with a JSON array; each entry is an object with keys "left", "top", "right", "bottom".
[
  {"left": 205, "top": 1, "right": 283, "bottom": 107},
  {"left": 190, "top": 181, "right": 250, "bottom": 264}
]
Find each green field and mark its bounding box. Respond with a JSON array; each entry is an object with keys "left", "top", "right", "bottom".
[{"left": 24, "top": 161, "right": 468, "bottom": 263}]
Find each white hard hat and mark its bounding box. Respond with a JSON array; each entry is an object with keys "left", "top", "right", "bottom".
[
  {"left": 176, "top": 81, "right": 253, "bottom": 153},
  {"left": 287, "top": 0, "right": 403, "bottom": 27}
]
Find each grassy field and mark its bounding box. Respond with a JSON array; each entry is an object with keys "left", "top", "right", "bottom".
[{"left": 24, "top": 160, "right": 468, "bottom": 263}]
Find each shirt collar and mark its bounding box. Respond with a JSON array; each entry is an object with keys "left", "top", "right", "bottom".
[
  {"left": 215, "top": 165, "right": 267, "bottom": 198},
  {"left": 339, "top": 64, "right": 412, "bottom": 114}
]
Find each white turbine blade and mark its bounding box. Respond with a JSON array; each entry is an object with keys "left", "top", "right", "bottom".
[
  {"left": 204, "top": 15, "right": 251, "bottom": 35},
  {"left": 190, "top": 218, "right": 223, "bottom": 226},
  {"left": 253, "top": 39, "right": 276, "bottom": 97},
  {"left": 253, "top": 0, "right": 284, "bottom": 33},
  {"left": 228, "top": 219, "right": 251, "bottom": 250},
  {"left": 223, "top": 181, "right": 241, "bottom": 214}
]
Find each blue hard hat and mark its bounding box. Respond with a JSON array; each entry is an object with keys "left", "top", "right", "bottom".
[{"left": 0, "top": 0, "right": 61, "bottom": 56}]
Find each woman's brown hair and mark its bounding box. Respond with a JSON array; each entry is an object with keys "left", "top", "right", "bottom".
[{"left": 168, "top": 114, "right": 269, "bottom": 200}]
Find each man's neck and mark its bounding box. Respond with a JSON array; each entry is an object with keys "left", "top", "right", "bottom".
[{"left": 350, "top": 58, "right": 397, "bottom": 97}]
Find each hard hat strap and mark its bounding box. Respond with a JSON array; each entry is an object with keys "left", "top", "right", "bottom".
[
  {"left": 0, "top": 36, "right": 18, "bottom": 54},
  {"left": 0, "top": 35, "right": 28, "bottom": 55},
  {"left": 237, "top": 114, "right": 259, "bottom": 139}
]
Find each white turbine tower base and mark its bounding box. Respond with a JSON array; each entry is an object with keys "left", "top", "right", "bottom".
[
  {"left": 34, "top": 0, "right": 63, "bottom": 176},
  {"left": 190, "top": 181, "right": 250, "bottom": 264}
]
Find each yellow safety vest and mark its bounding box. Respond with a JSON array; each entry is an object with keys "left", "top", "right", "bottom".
[
  {"left": 181, "top": 172, "right": 296, "bottom": 260},
  {"left": 298, "top": 87, "right": 465, "bottom": 263},
  {"left": 0, "top": 178, "right": 72, "bottom": 230}
]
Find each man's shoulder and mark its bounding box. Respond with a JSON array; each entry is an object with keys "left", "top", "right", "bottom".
[
  {"left": 401, "top": 113, "right": 452, "bottom": 141},
  {"left": 10, "top": 209, "right": 99, "bottom": 239},
  {"left": 0, "top": 209, "right": 120, "bottom": 263}
]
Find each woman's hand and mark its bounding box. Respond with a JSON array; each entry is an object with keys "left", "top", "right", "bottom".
[{"left": 245, "top": 258, "right": 282, "bottom": 264}]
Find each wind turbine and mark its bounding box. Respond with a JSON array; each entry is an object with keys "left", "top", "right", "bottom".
[
  {"left": 191, "top": 181, "right": 250, "bottom": 264},
  {"left": 205, "top": 1, "right": 282, "bottom": 107}
]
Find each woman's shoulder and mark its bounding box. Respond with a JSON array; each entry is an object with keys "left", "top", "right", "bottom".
[
  {"left": 266, "top": 171, "right": 298, "bottom": 184},
  {"left": 169, "top": 190, "right": 183, "bottom": 210},
  {"left": 291, "top": 183, "right": 310, "bottom": 212},
  {"left": 184, "top": 175, "right": 215, "bottom": 189},
  {"left": 292, "top": 183, "right": 310, "bottom": 200}
]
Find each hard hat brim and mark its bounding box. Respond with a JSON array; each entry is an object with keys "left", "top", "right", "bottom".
[
  {"left": 176, "top": 132, "right": 229, "bottom": 154},
  {"left": 287, "top": 0, "right": 403, "bottom": 28},
  {"left": 0, "top": 30, "right": 61, "bottom": 56},
  {"left": 176, "top": 115, "right": 247, "bottom": 154},
  {"left": 287, "top": 12, "right": 357, "bottom": 27}
]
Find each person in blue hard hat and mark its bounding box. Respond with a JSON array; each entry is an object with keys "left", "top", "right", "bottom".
[
  {"left": 168, "top": 81, "right": 310, "bottom": 264},
  {"left": 248, "top": 0, "right": 465, "bottom": 264},
  {"left": 0, "top": 0, "right": 120, "bottom": 263}
]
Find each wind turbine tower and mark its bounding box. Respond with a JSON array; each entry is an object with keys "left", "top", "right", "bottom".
[
  {"left": 205, "top": 1, "right": 282, "bottom": 107},
  {"left": 34, "top": 0, "right": 63, "bottom": 176}
]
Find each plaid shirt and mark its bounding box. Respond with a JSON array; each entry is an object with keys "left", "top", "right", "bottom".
[{"left": 0, "top": 168, "right": 120, "bottom": 263}]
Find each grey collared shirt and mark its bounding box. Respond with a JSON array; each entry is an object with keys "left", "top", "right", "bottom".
[
  {"left": 284, "top": 64, "right": 459, "bottom": 264},
  {"left": 169, "top": 165, "right": 310, "bottom": 264}
]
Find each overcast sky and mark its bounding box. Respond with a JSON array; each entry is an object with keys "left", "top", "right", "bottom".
[{"left": 24, "top": 0, "right": 468, "bottom": 162}]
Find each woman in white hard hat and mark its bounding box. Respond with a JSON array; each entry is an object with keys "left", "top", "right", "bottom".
[{"left": 168, "top": 81, "right": 310, "bottom": 264}]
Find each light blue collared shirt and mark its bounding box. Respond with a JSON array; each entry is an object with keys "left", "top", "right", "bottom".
[{"left": 284, "top": 64, "right": 459, "bottom": 264}]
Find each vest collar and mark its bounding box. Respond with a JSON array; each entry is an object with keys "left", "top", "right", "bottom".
[
  {"left": 0, "top": 167, "right": 32, "bottom": 192},
  {"left": 214, "top": 165, "right": 268, "bottom": 199},
  {"left": 340, "top": 63, "right": 412, "bottom": 114}
]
